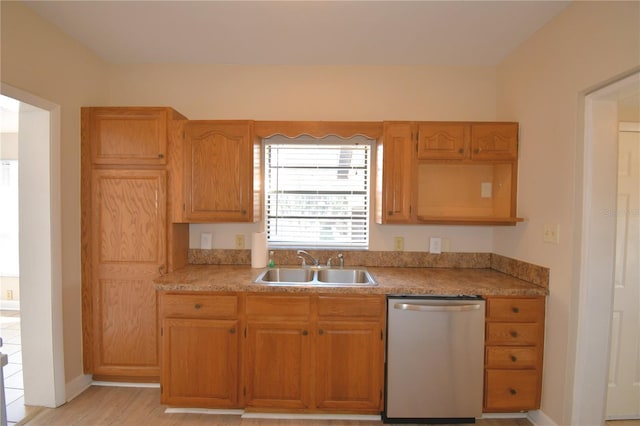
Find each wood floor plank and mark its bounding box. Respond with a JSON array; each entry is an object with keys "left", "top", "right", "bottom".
[{"left": 20, "top": 386, "right": 533, "bottom": 426}]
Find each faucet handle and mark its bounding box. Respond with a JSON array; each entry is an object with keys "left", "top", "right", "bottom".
[{"left": 297, "top": 255, "right": 307, "bottom": 266}]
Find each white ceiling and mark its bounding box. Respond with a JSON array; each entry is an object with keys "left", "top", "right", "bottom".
[{"left": 23, "top": 0, "right": 571, "bottom": 66}]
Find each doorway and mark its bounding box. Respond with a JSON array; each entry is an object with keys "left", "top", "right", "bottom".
[
  {"left": 572, "top": 71, "right": 640, "bottom": 425},
  {"left": 0, "top": 84, "right": 66, "bottom": 415}
]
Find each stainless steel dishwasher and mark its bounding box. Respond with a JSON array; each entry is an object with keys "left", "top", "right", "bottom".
[{"left": 384, "top": 296, "right": 485, "bottom": 424}]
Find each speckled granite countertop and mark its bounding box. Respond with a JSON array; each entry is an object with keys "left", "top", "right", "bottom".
[{"left": 155, "top": 264, "right": 547, "bottom": 296}]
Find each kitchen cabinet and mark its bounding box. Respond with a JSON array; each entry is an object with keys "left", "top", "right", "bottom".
[
  {"left": 375, "top": 122, "right": 413, "bottom": 224},
  {"left": 244, "top": 293, "right": 385, "bottom": 413},
  {"left": 377, "top": 121, "right": 521, "bottom": 225},
  {"left": 483, "top": 296, "right": 545, "bottom": 412},
  {"left": 81, "top": 107, "right": 189, "bottom": 382},
  {"left": 159, "top": 293, "right": 240, "bottom": 407},
  {"left": 181, "top": 120, "right": 262, "bottom": 222},
  {"left": 315, "top": 295, "right": 385, "bottom": 411}
]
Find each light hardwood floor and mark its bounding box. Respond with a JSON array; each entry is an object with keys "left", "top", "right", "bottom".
[{"left": 18, "top": 385, "right": 533, "bottom": 426}]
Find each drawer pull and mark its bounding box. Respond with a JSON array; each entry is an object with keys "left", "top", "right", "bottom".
[
  {"left": 302, "top": 330, "right": 308, "bottom": 336},
  {"left": 510, "top": 355, "right": 518, "bottom": 362},
  {"left": 458, "top": 148, "right": 464, "bottom": 154},
  {"left": 194, "top": 303, "right": 202, "bottom": 310},
  {"left": 158, "top": 153, "right": 164, "bottom": 159},
  {"left": 512, "top": 307, "right": 520, "bottom": 313},
  {"left": 509, "top": 388, "right": 517, "bottom": 395},
  {"left": 510, "top": 331, "right": 519, "bottom": 338},
  {"left": 229, "top": 327, "right": 236, "bottom": 334}
]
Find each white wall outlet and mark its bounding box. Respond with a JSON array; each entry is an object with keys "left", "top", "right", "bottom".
[
  {"left": 235, "top": 234, "right": 245, "bottom": 249},
  {"left": 200, "top": 232, "right": 212, "bottom": 249},
  {"left": 543, "top": 224, "right": 560, "bottom": 244},
  {"left": 481, "top": 182, "right": 492, "bottom": 198},
  {"left": 394, "top": 236, "right": 404, "bottom": 251},
  {"left": 430, "top": 237, "right": 442, "bottom": 254}
]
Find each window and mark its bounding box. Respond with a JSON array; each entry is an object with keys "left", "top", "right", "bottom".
[{"left": 264, "top": 135, "right": 372, "bottom": 249}]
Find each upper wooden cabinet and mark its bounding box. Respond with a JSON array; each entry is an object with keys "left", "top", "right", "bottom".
[
  {"left": 86, "top": 107, "right": 186, "bottom": 165},
  {"left": 181, "top": 121, "right": 262, "bottom": 223},
  {"left": 376, "top": 122, "right": 414, "bottom": 224},
  {"left": 377, "top": 121, "right": 521, "bottom": 226}
]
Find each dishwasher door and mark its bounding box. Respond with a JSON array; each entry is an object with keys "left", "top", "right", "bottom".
[{"left": 384, "top": 297, "right": 485, "bottom": 423}]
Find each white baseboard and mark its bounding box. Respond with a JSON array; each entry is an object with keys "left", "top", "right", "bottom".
[
  {"left": 91, "top": 381, "right": 160, "bottom": 388},
  {"left": 243, "top": 412, "right": 381, "bottom": 421},
  {"left": 481, "top": 412, "right": 528, "bottom": 419},
  {"left": 65, "top": 374, "right": 92, "bottom": 402},
  {"left": 528, "top": 409, "right": 559, "bottom": 426}
]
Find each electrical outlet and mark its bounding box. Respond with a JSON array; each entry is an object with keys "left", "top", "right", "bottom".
[
  {"left": 6, "top": 290, "right": 13, "bottom": 300},
  {"left": 429, "top": 237, "right": 442, "bottom": 254},
  {"left": 200, "top": 233, "right": 212, "bottom": 249},
  {"left": 543, "top": 224, "right": 560, "bottom": 244},
  {"left": 394, "top": 236, "right": 404, "bottom": 251},
  {"left": 235, "top": 234, "right": 245, "bottom": 249}
]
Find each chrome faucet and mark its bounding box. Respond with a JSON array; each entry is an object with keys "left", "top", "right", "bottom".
[
  {"left": 327, "top": 253, "right": 344, "bottom": 267},
  {"left": 297, "top": 250, "right": 319, "bottom": 266}
]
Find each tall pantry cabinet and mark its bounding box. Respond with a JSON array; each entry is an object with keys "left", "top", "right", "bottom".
[{"left": 81, "top": 107, "right": 189, "bottom": 381}]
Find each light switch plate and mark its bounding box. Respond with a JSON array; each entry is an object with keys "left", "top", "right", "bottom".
[
  {"left": 543, "top": 224, "right": 560, "bottom": 244},
  {"left": 430, "top": 237, "right": 442, "bottom": 254},
  {"left": 481, "top": 182, "right": 492, "bottom": 198},
  {"left": 200, "top": 232, "right": 212, "bottom": 249}
]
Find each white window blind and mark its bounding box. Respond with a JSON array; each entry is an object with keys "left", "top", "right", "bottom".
[{"left": 264, "top": 136, "right": 371, "bottom": 248}]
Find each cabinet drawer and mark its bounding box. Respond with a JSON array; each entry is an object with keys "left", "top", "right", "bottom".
[
  {"left": 246, "top": 295, "right": 311, "bottom": 319},
  {"left": 486, "top": 322, "right": 541, "bottom": 345},
  {"left": 485, "top": 346, "right": 538, "bottom": 369},
  {"left": 161, "top": 294, "right": 238, "bottom": 318},
  {"left": 484, "top": 369, "right": 539, "bottom": 411},
  {"left": 486, "top": 297, "right": 544, "bottom": 322},
  {"left": 317, "top": 295, "right": 384, "bottom": 319}
]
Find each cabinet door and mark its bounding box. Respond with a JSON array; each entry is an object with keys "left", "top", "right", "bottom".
[
  {"left": 315, "top": 321, "right": 383, "bottom": 411},
  {"left": 471, "top": 123, "right": 518, "bottom": 161},
  {"left": 244, "top": 321, "right": 312, "bottom": 409},
  {"left": 161, "top": 318, "right": 239, "bottom": 407},
  {"left": 87, "top": 107, "right": 168, "bottom": 165},
  {"left": 91, "top": 169, "right": 166, "bottom": 379},
  {"left": 184, "top": 121, "right": 256, "bottom": 222},
  {"left": 378, "top": 123, "right": 413, "bottom": 223},
  {"left": 417, "top": 123, "right": 469, "bottom": 160}
]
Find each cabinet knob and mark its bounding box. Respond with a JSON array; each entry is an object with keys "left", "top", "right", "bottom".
[
  {"left": 458, "top": 148, "right": 464, "bottom": 154},
  {"left": 302, "top": 330, "right": 308, "bottom": 336},
  {"left": 474, "top": 148, "right": 481, "bottom": 154},
  {"left": 194, "top": 303, "right": 202, "bottom": 310},
  {"left": 387, "top": 211, "right": 393, "bottom": 216},
  {"left": 510, "top": 355, "right": 518, "bottom": 362},
  {"left": 158, "top": 153, "right": 164, "bottom": 159},
  {"left": 509, "top": 388, "right": 517, "bottom": 395},
  {"left": 319, "top": 329, "right": 324, "bottom": 336},
  {"left": 512, "top": 307, "right": 520, "bottom": 313},
  {"left": 510, "top": 331, "right": 519, "bottom": 338},
  {"left": 229, "top": 327, "right": 236, "bottom": 334}
]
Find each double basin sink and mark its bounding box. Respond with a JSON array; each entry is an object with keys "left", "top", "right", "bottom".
[{"left": 253, "top": 267, "right": 377, "bottom": 287}]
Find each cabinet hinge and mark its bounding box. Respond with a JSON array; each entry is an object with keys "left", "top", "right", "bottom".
[
  {"left": 160, "top": 327, "right": 163, "bottom": 337},
  {"left": 243, "top": 386, "right": 246, "bottom": 396},
  {"left": 380, "top": 330, "right": 383, "bottom": 340},
  {"left": 244, "top": 326, "right": 247, "bottom": 338}
]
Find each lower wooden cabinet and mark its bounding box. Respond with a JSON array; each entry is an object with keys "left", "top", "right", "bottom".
[
  {"left": 159, "top": 292, "right": 240, "bottom": 407},
  {"left": 244, "top": 293, "right": 385, "bottom": 413},
  {"left": 483, "top": 296, "right": 545, "bottom": 412}
]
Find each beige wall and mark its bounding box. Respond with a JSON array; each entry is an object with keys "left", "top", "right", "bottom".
[
  {"left": 1, "top": 1, "right": 109, "bottom": 384},
  {"left": 108, "top": 64, "right": 500, "bottom": 252},
  {"left": 495, "top": 1, "right": 640, "bottom": 424}
]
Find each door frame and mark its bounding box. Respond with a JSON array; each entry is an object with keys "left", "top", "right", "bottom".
[
  {"left": 571, "top": 71, "right": 640, "bottom": 425},
  {"left": 0, "top": 83, "right": 66, "bottom": 407}
]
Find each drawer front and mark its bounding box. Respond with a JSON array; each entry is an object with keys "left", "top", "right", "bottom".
[
  {"left": 485, "top": 369, "right": 539, "bottom": 411},
  {"left": 486, "top": 322, "right": 541, "bottom": 345},
  {"left": 486, "top": 297, "right": 544, "bottom": 322},
  {"left": 486, "top": 346, "right": 538, "bottom": 369},
  {"left": 246, "top": 294, "right": 311, "bottom": 319},
  {"left": 161, "top": 294, "right": 238, "bottom": 319},
  {"left": 317, "top": 295, "right": 384, "bottom": 319}
]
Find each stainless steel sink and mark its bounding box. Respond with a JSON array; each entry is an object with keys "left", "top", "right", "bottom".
[{"left": 253, "top": 267, "right": 377, "bottom": 287}]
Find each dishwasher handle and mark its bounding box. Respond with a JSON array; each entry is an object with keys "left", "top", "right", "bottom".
[{"left": 394, "top": 302, "right": 481, "bottom": 312}]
